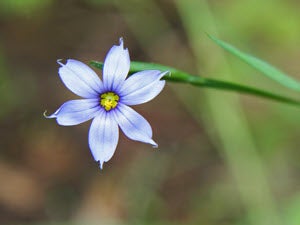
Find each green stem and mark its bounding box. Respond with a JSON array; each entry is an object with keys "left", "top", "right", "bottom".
[{"left": 90, "top": 61, "right": 300, "bottom": 107}]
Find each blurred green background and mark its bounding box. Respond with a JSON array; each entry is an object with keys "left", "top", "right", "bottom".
[{"left": 1, "top": 0, "right": 300, "bottom": 225}]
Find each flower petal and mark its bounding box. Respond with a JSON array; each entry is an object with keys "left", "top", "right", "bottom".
[
  {"left": 114, "top": 103, "right": 157, "bottom": 147},
  {"left": 88, "top": 111, "right": 119, "bottom": 169},
  {"left": 45, "top": 99, "right": 100, "bottom": 126},
  {"left": 121, "top": 81, "right": 165, "bottom": 106},
  {"left": 119, "top": 70, "right": 167, "bottom": 105},
  {"left": 103, "top": 38, "right": 130, "bottom": 91},
  {"left": 58, "top": 59, "right": 104, "bottom": 98}
]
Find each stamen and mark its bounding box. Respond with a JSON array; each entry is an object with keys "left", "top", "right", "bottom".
[{"left": 100, "top": 92, "right": 119, "bottom": 111}]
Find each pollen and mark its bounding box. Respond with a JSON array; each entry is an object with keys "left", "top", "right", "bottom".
[{"left": 100, "top": 92, "right": 120, "bottom": 111}]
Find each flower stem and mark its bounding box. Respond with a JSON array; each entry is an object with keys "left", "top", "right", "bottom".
[{"left": 90, "top": 60, "right": 300, "bottom": 107}]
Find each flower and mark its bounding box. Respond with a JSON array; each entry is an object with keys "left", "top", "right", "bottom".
[{"left": 46, "top": 38, "right": 167, "bottom": 169}]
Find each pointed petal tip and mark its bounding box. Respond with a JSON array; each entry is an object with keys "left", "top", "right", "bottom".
[
  {"left": 155, "top": 70, "right": 169, "bottom": 79},
  {"left": 150, "top": 139, "right": 158, "bottom": 148},
  {"left": 164, "top": 70, "right": 171, "bottom": 77},
  {"left": 156, "top": 70, "right": 170, "bottom": 79},
  {"left": 57, "top": 59, "right": 64, "bottom": 66},
  {"left": 43, "top": 110, "right": 57, "bottom": 119},
  {"left": 99, "top": 161, "right": 104, "bottom": 170},
  {"left": 43, "top": 110, "right": 48, "bottom": 118},
  {"left": 159, "top": 70, "right": 170, "bottom": 80},
  {"left": 119, "top": 37, "right": 124, "bottom": 47},
  {"left": 118, "top": 37, "right": 128, "bottom": 51}
]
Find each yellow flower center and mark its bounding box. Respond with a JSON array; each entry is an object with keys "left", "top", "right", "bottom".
[{"left": 100, "top": 92, "right": 119, "bottom": 111}]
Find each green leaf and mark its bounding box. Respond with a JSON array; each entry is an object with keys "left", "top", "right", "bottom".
[
  {"left": 208, "top": 34, "right": 300, "bottom": 91},
  {"left": 90, "top": 60, "right": 300, "bottom": 107}
]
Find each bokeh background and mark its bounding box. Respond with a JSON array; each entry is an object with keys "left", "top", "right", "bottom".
[{"left": 1, "top": 0, "right": 300, "bottom": 225}]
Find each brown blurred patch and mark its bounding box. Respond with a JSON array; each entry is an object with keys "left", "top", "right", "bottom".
[
  {"left": 0, "top": 161, "right": 44, "bottom": 215},
  {"left": 24, "top": 129, "right": 81, "bottom": 182},
  {"left": 73, "top": 175, "right": 126, "bottom": 223}
]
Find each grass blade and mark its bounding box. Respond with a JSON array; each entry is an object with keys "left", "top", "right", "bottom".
[{"left": 208, "top": 34, "right": 300, "bottom": 91}]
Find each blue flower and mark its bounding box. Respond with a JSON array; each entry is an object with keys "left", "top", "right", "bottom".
[{"left": 46, "top": 38, "right": 167, "bottom": 169}]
